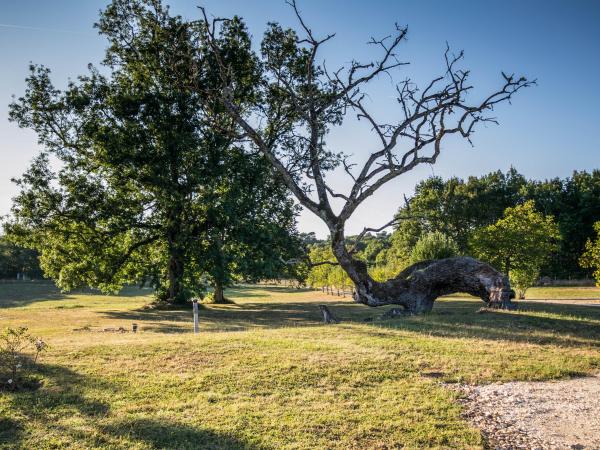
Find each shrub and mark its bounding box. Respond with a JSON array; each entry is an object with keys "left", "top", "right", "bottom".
[
  {"left": 410, "top": 232, "right": 459, "bottom": 264},
  {"left": 201, "top": 292, "right": 233, "bottom": 304},
  {"left": 581, "top": 221, "right": 600, "bottom": 286},
  {"left": 509, "top": 267, "right": 539, "bottom": 299},
  {"left": 0, "top": 327, "right": 47, "bottom": 391}
]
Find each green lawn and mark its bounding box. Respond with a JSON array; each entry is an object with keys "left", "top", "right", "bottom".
[
  {"left": 1, "top": 282, "right": 599, "bottom": 449},
  {"left": 525, "top": 285, "right": 600, "bottom": 299}
]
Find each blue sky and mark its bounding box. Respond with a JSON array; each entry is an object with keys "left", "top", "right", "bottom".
[{"left": 1, "top": 1, "right": 599, "bottom": 237}]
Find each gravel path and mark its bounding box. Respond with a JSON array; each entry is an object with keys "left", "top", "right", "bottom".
[{"left": 453, "top": 374, "right": 600, "bottom": 449}]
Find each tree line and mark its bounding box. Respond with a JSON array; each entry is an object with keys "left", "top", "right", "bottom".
[
  {"left": 4, "top": 1, "right": 305, "bottom": 303},
  {"left": 305, "top": 169, "right": 600, "bottom": 297}
]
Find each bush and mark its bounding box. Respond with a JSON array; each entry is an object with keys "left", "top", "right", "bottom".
[
  {"left": 201, "top": 292, "right": 233, "bottom": 304},
  {"left": 0, "top": 327, "right": 47, "bottom": 391},
  {"left": 509, "top": 267, "right": 539, "bottom": 299},
  {"left": 581, "top": 221, "right": 600, "bottom": 286},
  {"left": 410, "top": 232, "right": 459, "bottom": 264}
]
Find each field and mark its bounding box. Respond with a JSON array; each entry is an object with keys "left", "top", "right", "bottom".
[{"left": 1, "top": 282, "right": 599, "bottom": 449}]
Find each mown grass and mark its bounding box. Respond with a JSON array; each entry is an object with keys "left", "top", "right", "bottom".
[
  {"left": 526, "top": 285, "right": 600, "bottom": 299},
  {"left": 1, "top": 281, "right": 599, "bottom": 449}
]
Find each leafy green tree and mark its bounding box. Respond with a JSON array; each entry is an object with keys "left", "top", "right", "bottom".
[
  {"left": 525, "top": 170, "right": 600, "bottom": 278},
  {"left": 388, "top": 169, "right": 600, "bottom": 279},
  {"left": 509, "top": 267, "right": 539, "bottom": 299},
  {"left": 469, "top": 201, "right": 560, "bottom": 298},
  {"left": 6, "top": 0, "right": 300, "bottom": 304},
  {"left": 392, "top": 169, "right": 527, "bottom": 255},
  {"left": 580, "top": 221, "right": 600, "bottom": 286},
  {"left": 359, "top": 233, "right": 390, "bottom": 266},
  {"left": 306, "top": 246, "right": 334, "bottom": 290},
  {"left": 0, "top": 237, "right": 42, "bottom": 280},
  {"left": 409, "top": 232, "right": 459, "bottom": 264}
]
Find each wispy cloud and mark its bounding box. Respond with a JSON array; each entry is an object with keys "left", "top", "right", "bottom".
[{"left": 0, "top": 23, "right": 91, "bottom": 35}]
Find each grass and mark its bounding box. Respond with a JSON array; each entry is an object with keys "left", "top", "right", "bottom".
[
  {"left": 0, "top": 282, "right": 599, "bottom": 449},
  {"left": 525, "top": 286, "right": 600, "bottom": 299}
]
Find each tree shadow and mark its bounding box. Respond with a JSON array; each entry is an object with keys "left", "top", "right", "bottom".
[
  {"left": 373, "top": 299, "right": 600, "bottom": 348},
  {"left": 234, "top": 284, "right": 315, "bottom": 295},
  {"left": 102, "top": 299, "right": 365, "bottom": 333},
  {"left": 0, "top": 281, "right": 152, "bottom": 308},
  {"left": 0, "top": 281, "right": 66, "bottom": 308},
  {"left": 101, "top": 418, "right": 261, "bottom": 449},
  {"left": 101, "top": 295, "right": 600, "bottom": 348},
  {"left": 1, "top": 360, "right": 112, "bottom": 446},
  {"left": 1, "top": 358, "right": 261, "bottom": 449}
]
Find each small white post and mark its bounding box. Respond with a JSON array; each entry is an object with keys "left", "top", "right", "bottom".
[{"left": 192, "top": 299, "right": 199, "bottom": 334}]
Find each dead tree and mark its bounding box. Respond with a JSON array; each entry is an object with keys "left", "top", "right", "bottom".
[{"left": 199, "top": 2, "right": 532, "bottom": 313}]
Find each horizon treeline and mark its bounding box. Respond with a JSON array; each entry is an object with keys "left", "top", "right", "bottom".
[
  {"left": 2, "top": 168, "right": 599, "bottom": 284},
  {"left": 306, "top": 168, "right": 600, "bottom": 283}
]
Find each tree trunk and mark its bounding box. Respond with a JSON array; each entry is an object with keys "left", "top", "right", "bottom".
[
  {"left": 167, "top": 250, "right": 186, "bottom": 304},
  {"left": 165, "top": 214, "right": 186, "bottom": 304},
  {"left": 329, "top": 226, "right": 516, "bottom": 313},
  {"left": 213, "top": 280, "right": 226, "bottom": 304}
]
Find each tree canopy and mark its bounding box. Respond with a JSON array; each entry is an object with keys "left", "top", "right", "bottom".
[
  {"left": 469, "top": 201, "right": 560, "bottom": 297},
  {"left": 0, "top": 237, "right": 42, "bottom": 280},
  {"left": 390, "top": 169, "right": 600, "bottom": 278},
  {"left": 6, "top": 0, "right": 302, "bottom": 303},
  {"left": 580, "top": 222, "right": 600, "bottom": 286},
  {"left": 409, "top": 232, "right": 459, "bottom": 265}
]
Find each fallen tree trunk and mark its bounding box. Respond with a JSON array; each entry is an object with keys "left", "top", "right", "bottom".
[
  {"left": 352, "top": 257, "right": 516, "bottom": 313},
  {"left": 328, "top": 225, "right": 516, "bottom": 313}
]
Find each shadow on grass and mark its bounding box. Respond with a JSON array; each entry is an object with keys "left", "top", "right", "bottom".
[
  {"left": 373, "top": 299, "right": 600, "bottom": 347},
  {"left": 0, "top": 360, "right": 111, "bottom": 447},
  {"left": 103, "top": 299, "right": 350, "bottom": 332},
  {"left": 101, "top": 419, "right": 260, "bottom": 450},
  {"left": 232, "top": 284, "right": 315, "bottom": 295},
  {"left": 0, "top": 281, "right": 66, "bottom": 308},
  {"left": 1, "top": 359, "right": 259, "bottom": 449},
  {"left": 0, "top": 281, "right": 152, "bottom": 308},
  {"left": 102, "top": 286, "right": 600, "bottom": 348}
]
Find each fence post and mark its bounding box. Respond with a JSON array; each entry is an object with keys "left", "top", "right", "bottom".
[{"left": 192, "top": 299, "right": 199, "bottom": 334}]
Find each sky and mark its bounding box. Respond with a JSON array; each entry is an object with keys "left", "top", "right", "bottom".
[{"left": 1, "top": 0, "right": 599, "bottom": 238}]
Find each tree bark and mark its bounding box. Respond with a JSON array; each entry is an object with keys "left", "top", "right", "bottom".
[
  {"left": 329, "top": 226, "right": 516, "bottom": 313},
  {"left": 166, "top": 215, "right": 186, "bottom": 304},
  {"left": 167, "top": 250, "right": 186, "bottom": 304},
  {"left": 212, "top": 280, "right": 226, "bottom": 304}
]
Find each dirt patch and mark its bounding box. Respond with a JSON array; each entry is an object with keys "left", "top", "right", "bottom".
[{"left": 453, "top": 374, "right": 600, "bottom": 449}]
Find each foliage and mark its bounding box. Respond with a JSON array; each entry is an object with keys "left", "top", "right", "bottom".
[
  {"left": 396, "top": 169, "right": 527, "bottom": 253},
  {"left": 409, "top": 231, "right": 459, "bottom": 264},
  {"left": 509, "top": 267, "right": 540, "bottom": 299},
  {"left": 470, "top": 201, "right": 560, "bottom": 293},
  {"left": 525, "top": 171, "right": 600, "bottom": 278},
  {"left": 305, "top": 245, "right": 352, "bottom": 293},
  {"left": 0, "top": 327, "right": 47, "bottom": 391},
  {"left": 391, "top": 169, "right": 600, "bottom": 278},
  {"left": 6, "top": 0, "right": 302, "bottom": 303},
  {"left": 0, "top": 237, "right": 42, "bottom": 280},
  {"left": 580, "top": 221, "right": 600, "bottom": 286}
]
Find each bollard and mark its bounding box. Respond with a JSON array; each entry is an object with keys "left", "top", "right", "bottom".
[{"left": 192, "top": 299, "right": 199, "bottom": 333}]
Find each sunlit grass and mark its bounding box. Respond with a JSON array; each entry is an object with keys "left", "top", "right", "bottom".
[{"left": 0, "top": 282, "right": 599, "bottom": 449}]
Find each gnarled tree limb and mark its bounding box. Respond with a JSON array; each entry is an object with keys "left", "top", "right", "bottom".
[{"left": 199, "top": 4, "right": 530, "bottom": 313}]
